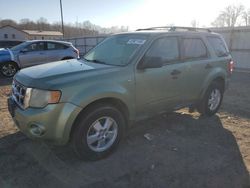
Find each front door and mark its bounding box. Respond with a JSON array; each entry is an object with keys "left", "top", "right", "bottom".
[
  {"left": 135, "top": 36, "right": 184, "bottom": 118},
  {"left": 19, "top": 42, "right": 47, "bottom": 67}
]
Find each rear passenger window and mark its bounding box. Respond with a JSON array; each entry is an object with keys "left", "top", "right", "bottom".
[
  {"left": 145, "top": 37, "right": 179, "bottom": 63},
  {"left": 182, "top": 38, "right": 208, "bottom": 60},
  {"left": 207, "top": 37, "right": 229, "bottom": 57},
  {"left": 47, "top": 42, "right": 67, "bottom": 50}
]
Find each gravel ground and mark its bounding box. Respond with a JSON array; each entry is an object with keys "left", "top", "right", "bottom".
[{"left": 0, "top": 72, "right": 249, "bottom": 188}]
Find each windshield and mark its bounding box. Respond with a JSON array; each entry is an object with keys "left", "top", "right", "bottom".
[
  {"left": 10, "top": 41, "right": 29, "bottom": 51},
  {"left": 84, "top": 34, "right": 148, "bottom": 66}
]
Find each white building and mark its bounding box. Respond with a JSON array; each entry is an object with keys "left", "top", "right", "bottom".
[
  {"left": 0, "top": 25, "right": 27, "bottom": 41},
  {"left": 23, "top": 30, "right": 63, "bottom": 40},
  {"left": 0, "top": 25, "right": 63, "bottom": 42}
]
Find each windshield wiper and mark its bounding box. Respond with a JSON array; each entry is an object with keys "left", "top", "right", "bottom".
[
  {"left": 83, "top": 57, "right": 123, "bottom": 66},
  {"left": 217, "top": 51, "right": 230, "bottom": 57},
  {"left": 91, "top": 59, "right": 107, "bottom": 64},
  {"left": 84, "top": 58, "right": 107, "bottom": 65}
]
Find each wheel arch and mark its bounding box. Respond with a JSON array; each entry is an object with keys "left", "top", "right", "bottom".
[
  {"left": 69, "top": 97, "right": 130, "bottom": 142},
  {"left": 199, "top": 71, "right": 227, "bottom": 101},
  {"left": 0, "top": 61, "right": 20, "bottom": 77},
  {"left": 203, "top": 76, "right": 225, "bottom": 94},
  {"left": 1, "top": 60, "right": 20, "bottom": 68},
  {"left": 212, "top": 76, "right": 225, "bottom": 91}
]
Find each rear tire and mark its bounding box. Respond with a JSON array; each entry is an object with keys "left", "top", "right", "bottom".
[
  {"left": 197, "top": 82, "right": 224, "bottom": 117},
  {"left": 1, "top": 62, "right": 18, "bottom": 77},
  {"left": 72, "top": 104, "right": 125, "bottom": 161}
]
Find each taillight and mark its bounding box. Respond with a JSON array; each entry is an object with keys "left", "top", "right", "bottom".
[
  {"left": 228, "top": 60, "right": 234, "bottom": 74},
  {"left": 74, "top": 49, "right": 80, "bottom": 58}
]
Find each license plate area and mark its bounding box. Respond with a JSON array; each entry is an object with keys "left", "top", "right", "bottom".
[{"left": 8, "top": 97, "right": 17, "bottom": 117}]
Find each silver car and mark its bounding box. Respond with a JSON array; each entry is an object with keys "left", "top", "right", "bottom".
[{"left": 0, "top": 40, "right": 79, "bottom": 77}]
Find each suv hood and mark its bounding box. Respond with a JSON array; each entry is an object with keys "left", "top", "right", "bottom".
[{"left": 15, "top": 59, "right": 118, "bottom": 89}]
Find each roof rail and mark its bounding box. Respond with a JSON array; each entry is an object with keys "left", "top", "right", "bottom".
[{"left": 136, "top": 26, "right": 212, "bottom": 32}]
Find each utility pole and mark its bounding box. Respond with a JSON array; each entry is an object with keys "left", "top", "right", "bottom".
[{"left": 60, "top": 0, "right": 65, "bottom": 38}]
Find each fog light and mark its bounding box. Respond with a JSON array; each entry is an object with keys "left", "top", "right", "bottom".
[{"left": 30, "top": 124, "right": 45, "bottom": 136}]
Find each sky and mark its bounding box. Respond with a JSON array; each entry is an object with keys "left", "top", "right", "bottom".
[{"left": 1, "top": 0, "right": 250, "bottom": 30}]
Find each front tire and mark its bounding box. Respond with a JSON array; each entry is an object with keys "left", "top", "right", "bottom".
[
  {"left": 72, "top": 104, "right": 125, "bottom": 161},
  {"left": 1, "top": 62, "right": 18, "bottom": 77},
  {"left": 197, "top": 82, "right": 224, "bottom": 117}
]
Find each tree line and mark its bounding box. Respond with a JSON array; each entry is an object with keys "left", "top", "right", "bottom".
[
  {"left": 0, "top": 17, "right": 129, "bottom": 38},
  {"left": 1, "top": 5, "right": 250, "bottom": 37},
  {"left": 212, "top": 4, "right": 250, "bottom": 27}
]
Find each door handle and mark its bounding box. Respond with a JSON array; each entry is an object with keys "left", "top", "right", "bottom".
[
  {"left": 171, "top": 69, "right": 181, "bottom": 76},
  {"left": 205, "top": 64, "right": 213, "bottom": 69}
]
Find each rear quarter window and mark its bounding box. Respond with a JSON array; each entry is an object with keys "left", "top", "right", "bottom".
[
  {"left": 47, "top": 42, "right": 68, "bottom": 50},
  {"left": 207, "top": 36, "right": 229, "bottom": 57},
  {"left": 182, "top": 38, "right": 208, "bottom": 60}
]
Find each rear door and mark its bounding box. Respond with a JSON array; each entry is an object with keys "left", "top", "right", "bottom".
[
  {"left": 45, "top": 42, "right": 68, "bottom": 62},
  {"left": 177, "top": 36, "right": 212, "bottom": 102},
  {"left": 18, "top": 42, "right": 47, "bottom": 67}
]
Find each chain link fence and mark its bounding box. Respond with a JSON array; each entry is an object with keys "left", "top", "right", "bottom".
[
  {"left": 64, "top": 35, "right": 108, "bottom": 57},
  {"left": 211, "top": 27, "right": 250, "bottom": 70}
]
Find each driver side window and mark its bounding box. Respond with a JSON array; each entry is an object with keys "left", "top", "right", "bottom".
[
  {"left": 145, "top": 37, "right": 179, "bottom": 64},
  {"left": 25, "top": 42, "right": 45, "bottom": 52}
]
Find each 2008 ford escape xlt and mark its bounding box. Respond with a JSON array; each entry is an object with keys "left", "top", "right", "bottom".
[{"left": 8, "top": 26, "right": 234, "bottom": 160}]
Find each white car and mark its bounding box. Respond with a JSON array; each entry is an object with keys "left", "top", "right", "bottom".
[{"left": 0, "top": 40, "right": 79, "bottom": 77}]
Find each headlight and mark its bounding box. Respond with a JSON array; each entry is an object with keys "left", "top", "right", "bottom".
[{"left": 24, "top": 88, "right": 61, "bottom": 108}]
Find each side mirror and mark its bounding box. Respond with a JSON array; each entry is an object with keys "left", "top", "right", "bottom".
[
  {"left": 20, "top": 48, "right": 28, "bottom": 53},
  {"left": 138, "top": 56, "right": 163, "bottom": 69}
]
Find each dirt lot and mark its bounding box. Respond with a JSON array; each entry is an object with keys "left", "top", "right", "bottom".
[{"left": 0, "top": 72, "right": 249, "bottom": 188}]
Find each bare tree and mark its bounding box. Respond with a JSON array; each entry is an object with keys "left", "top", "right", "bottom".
[
  {"left": 190, "top": 20, "right": 198, "bottom": 28},
  {"left": 36, "top": 17, "right": 50, "bottom": 31},
  {"left": 0, "top": 18, "right": 128, "bottom": 38},
  {"left": 242, "top": 9, "right": 250, "bottom": 26},
  {"left": 0, "top": 19, "right": 17, "bottom": 27},
  {"left": 212, "top": 5, "right": 245, "bottom": 27},
  {"left": 19, "top": 18, "right": 37, "bottom": 30},
  {"left": 212, "top": 14, "right": 227, "bottom": 27}
]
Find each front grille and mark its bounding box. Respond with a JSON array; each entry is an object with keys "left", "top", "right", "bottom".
[{"left": 12, "top": 80, "right": 27, "bottom": 108}]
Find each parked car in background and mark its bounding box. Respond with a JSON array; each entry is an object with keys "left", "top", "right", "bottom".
[{"left": 0, "top": 40, "right": 79, "bottom": 77}]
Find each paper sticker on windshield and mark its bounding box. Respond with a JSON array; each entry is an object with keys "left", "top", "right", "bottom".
[{"left": 127, "top": 39, "right": 146, "bottom": 45}]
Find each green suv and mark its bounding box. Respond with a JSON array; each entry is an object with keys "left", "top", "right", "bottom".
[{"left": 8, "top": 27, "right": 234, "bottom": 160}]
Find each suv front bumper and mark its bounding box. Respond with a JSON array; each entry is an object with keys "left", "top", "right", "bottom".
[{"left": 7, "top": 97, "right": 82, "bottom": 145}]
